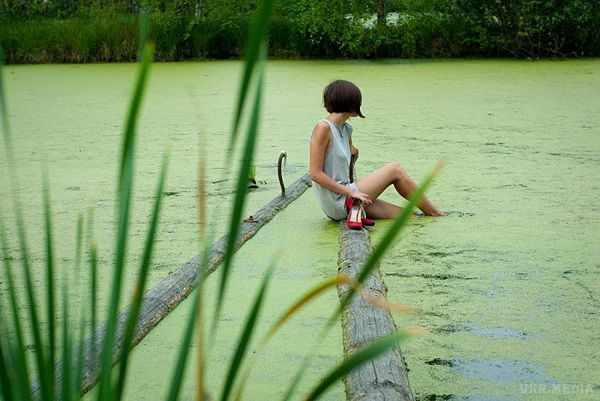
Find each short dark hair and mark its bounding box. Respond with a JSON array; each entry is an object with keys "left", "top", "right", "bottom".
[{"left": 323, "top": 80, "right": 365, "bottom": 118}]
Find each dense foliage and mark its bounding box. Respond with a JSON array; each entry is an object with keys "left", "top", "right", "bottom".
[{"left": 1, "top": 0, "right": 599, "bottom": 62}]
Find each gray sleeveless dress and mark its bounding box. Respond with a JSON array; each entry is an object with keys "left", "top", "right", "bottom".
[{"left": 312, "top": 119, "right": 359, "bottom": 220}]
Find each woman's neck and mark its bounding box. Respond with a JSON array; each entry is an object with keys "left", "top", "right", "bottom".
[{"left": 327, "top": 112, "right": 350, "bottom": 127}]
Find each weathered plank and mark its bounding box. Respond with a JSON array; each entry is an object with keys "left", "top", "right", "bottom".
[
  {"left": 33, "top": 173, "right": 312, "bottom": 399},
  {"left": 337, "top": 223, "right": 415, "bottom": 401}
]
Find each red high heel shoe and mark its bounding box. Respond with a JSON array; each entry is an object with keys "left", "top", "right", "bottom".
[
  {"left": 362, "top": 216, "right": 375, "bottom": 227},
  {"left": 360, "top": 206, "right": 375, "bottom": 226},
  {"left": 345, "top": 197, "right": 363, "bottom": 230}
]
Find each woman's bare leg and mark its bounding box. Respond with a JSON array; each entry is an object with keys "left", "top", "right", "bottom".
[
  {"left": 364, "top": 199, "right": 403, "bottom": 219},
  {"left": 356, "top": 162, "right": 443, "bottom": 216}
]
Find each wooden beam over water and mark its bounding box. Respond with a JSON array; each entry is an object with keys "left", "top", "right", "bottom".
[
  {"left": 32, "top": 173, "right": 312, "bottom": 399},
  {"left": 337, "top": 223, "right": 415, "bottom": 401}
]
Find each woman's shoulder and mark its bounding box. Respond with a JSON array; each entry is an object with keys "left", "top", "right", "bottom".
[
  {"left": 311, "top": 120, "right": 332, "bottom": 138},
  {"left": 316, "top": 119, "right": 333, "bottom": 129},
  {"left": 312, "top": 120, "right": 333, "bottom": 135}
]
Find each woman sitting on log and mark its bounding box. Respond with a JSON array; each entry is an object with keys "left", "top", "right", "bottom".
[{"left": 309, "top": 79, "right": 444, "bottom": 229}]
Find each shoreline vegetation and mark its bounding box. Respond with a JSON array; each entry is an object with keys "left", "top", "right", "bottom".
[{"left": 1, "top": 0, "right": 599, "bottom": 64}]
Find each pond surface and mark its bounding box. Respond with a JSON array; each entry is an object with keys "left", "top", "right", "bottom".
[{"left": 1, "top": 59, "right": 599, "bottom": 400}]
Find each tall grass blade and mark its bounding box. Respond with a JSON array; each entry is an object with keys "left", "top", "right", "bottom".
[
  {"left": 0, "top": 333, "right": 15, "bottom": 401},
  {"left": 1, "top": 46, "right": 51, "bottom": 401},
  {"left": 194, "top": 230, "right": 218, "bottom": 401},
  {"left": 219, "top": 261, "right": 276, "bottom": 401},
  {"left": 12, "top": 204, "right": 51, "bottom": 401},
  {"left": 89, "top": 243, "right": 99, "bottom": 364},
  {"left": 228, "top": 0, "right": 275, "bottom": 153},
  {"left": 42, "top": 173, "right": 57, "bottom": 400},
  {"left": 61, "top": 282, "right": 73, "bottom": 401},
  {"left": 75, "top": 317, "right": 86, "bottom": 401},
  {"left": 1, "top": 271, "right": 32, "bottom": 401},
  {"left": 97, "top": 42, "right": 154, "bottom": 401},
  {"left": 195, "top": 136, "right": 207, "bottom": 401},
  {"left": 71, "top": 213, "right": 86, "bottom": 401},
  {"left": 164, "top": 284, "right": 201, "bottom": 401},
  {"left": 86, "top": 208, "right": 99, "bottom": 366},
  {"left": 212, "top": 60, "right": 265, "bottom": 340},
  {"left": 0, "top": 236, "right": 33, "bottom": 401},
  {"left": 304, "top": 330, "right": 412, "bottom": 401},
  {"left": 114, "top": 151, "right": 169, "bottom": 400}
]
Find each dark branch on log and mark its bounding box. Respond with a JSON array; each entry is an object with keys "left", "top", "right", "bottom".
[{"left": 278, "top": 151, "right": 287, "bottom": 197}]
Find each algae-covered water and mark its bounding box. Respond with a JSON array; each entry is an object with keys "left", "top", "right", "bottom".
[{"left": 1, "top": 59, "right": 599, "bottom": 400}]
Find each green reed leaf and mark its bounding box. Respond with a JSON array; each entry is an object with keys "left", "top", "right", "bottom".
[
  {"left": 97, "top": 42, "right": 154, "bottom": 401},
  {"left": 89, "top": 243, "right": 99, "bottom": 364},
  {"left": 12, "top": 191, "right": 49, "bottom": 401},
  {"left": 164, "top": 285, "right": 200, "bottom": 401},
  {"left": 194, "top": 136, "right": 209, "bottom": 401},
  {"left": 212, "top": 56, "right": 266, "bottom": 340},
  {"left": 42, "top": 172, "right": 57, "bottom": 400},
  {"left": 75, "top": 317, "right": 86, "bottom": 401},
  {"left": 0, "top": 332, "right": 15, "bottom": 401},
  {"left": 86, "top": 208, "right": 99, "bottom": 367},
  {"left": 219, "top": 261, "right": 275, "bottom": 401},
  {"left": 69, "top": 213, "right": 85, "bottom": 401},
  {"left": 0, "top": 216, "right": 22, "bottom": 401},
  {"left": 1, "top": 274, "right": 32, "bottom": 401},
  {"left": 164, "top": 231, "right": 213, "bottom": 401},
  {"left": 74, "top": 215, "right": 87, "bottom": 401},
  {"left": 305, "top": 330, "right": 411, "bottom": 401},
  {"left": 1, "top": 48, "right": 50, "bottom": 401},
  {"left": 61, "top": 282, "right": 73, "bottom": 401},
  {"left": 115, "top": 151, "right": 169, "bottom": 400}
]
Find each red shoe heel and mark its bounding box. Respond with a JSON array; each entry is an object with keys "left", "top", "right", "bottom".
[
  {"left": 362, "top": 217, "right": 375, "bottom": 227},
  {"left": 345, "top": 197, "right": 363, "bottom": 230},
  {"left": 360, "top": 206, "right": 375, "bottom": 226}
]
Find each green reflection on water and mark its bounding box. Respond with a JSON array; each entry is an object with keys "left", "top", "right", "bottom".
[{"left": 1, "top": 59, "right": 599, "bottom": 401}]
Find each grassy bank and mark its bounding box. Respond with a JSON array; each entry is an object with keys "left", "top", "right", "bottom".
[
  {"left": 0, "top": 12, "right": 249, "bottom": 63},
  {"left": 2, "top": 4, "right": 600, "bottom": 63},
  {"left": 0, "top": 13, "right": 485, "bottom": 63}
]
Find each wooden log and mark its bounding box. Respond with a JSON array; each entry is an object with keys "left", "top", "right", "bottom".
[
  {"left": 337, "top": 223, "right": 415, "bottom": 401},
  {"left": 32, "top": 173, "right": 312, "bottom": 399}
]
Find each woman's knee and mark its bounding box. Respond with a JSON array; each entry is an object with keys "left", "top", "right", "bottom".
[{"left": 385, "top": 162, "right": 407, "bottom": 180}]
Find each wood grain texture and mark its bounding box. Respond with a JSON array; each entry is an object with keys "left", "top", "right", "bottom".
[
  {"left": 337, "top": 223, "right": 415, "bottom": 401},
  {"left": 32, "top": 173, "right": 312, "bottom": 399}
]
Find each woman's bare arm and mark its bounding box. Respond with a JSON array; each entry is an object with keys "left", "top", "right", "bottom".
[{"left": 310, "top": 122, "right": 371, "bottom": 204}]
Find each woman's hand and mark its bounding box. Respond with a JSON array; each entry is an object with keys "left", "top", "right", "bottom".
[{"left": 351, "top": 191, "right": 371, "bottom": 206}]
